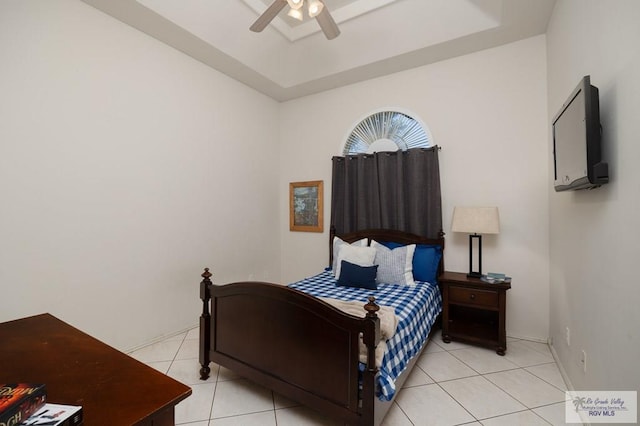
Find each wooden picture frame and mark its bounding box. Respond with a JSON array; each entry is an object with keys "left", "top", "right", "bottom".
[{"left": 289, "top": 180, "right": 323, "bottom": 232}]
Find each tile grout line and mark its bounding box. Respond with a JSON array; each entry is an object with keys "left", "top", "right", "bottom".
[{"left": 434, "top": 339, "right": 565, "bottom": 425}]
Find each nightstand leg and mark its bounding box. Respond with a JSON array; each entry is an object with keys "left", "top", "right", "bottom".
[{"left": 496, "top": 347, "right": 505, "bottom": 356}]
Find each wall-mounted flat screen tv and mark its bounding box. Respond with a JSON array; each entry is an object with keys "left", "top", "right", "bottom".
[{"left": 552, "top": 75, "right": 608, "bottom": 191}]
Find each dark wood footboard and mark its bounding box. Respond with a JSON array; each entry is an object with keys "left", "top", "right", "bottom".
[
  {"left": 200, "top": 271, "right": 381, "bottom": 425},
  {"left": 200, "top": 228, "right": 445, "bottom": 425}
]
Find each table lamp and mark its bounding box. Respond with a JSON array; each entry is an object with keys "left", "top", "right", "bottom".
[{"left": 451, "top": 206, "right": 500, "bottom": 278}]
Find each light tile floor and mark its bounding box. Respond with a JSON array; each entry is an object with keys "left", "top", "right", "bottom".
[{"left": 129, "top": 329, "right": 577, "bottom": 425}]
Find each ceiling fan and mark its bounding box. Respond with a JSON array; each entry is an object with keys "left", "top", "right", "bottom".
[{"left": 250, "top": 0, "right": 341, "bottom": 40}]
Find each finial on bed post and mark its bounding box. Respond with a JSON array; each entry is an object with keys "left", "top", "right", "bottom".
[
  {"left": 199, "top": 268, "right": 212, "bottom": 380},
  {"left": 200, "top": 268, "right": 213, "bottom": 306},
  {"left": 202, "top": 267, "right": 212, "bottom": 281},
  {"left": 329, "top": 226, "right": 337, "bottom": 267},
  {"left": 364, "top": 296, "right": 380, "bottom": 318}
]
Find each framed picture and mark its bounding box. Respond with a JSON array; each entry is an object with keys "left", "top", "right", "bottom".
[{"left": 289, "top": 180, "right": 323, "bottom": 232}]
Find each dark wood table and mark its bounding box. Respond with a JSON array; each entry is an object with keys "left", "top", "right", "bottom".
[
  {"left": 0, "top": 313, "right": 191, "bottom": 425},
  {"left": 440, "top": 271, "right": 511, "bottom": 355}
]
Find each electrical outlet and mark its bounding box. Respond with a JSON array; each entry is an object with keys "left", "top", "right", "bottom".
[
  {"left": 581, "top": 350, "right": 587, "bottom": 373},
  {"left": 566, "top": 327, "right": 571, "bottom": 346}
]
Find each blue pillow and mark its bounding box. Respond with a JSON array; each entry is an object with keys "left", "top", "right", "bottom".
[
  {"left": 337, "top": 260, "right": 378, "bottom": 290},
  {"left": 381, "top": 242, "right": 442, "bottom": 284}
]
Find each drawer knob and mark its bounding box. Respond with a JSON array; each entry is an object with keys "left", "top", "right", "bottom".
[{"left": 470, "top": 294, "right": 476, "bottom": 300}]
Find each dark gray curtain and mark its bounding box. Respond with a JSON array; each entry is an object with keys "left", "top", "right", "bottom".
[{"left": 330, "top": 147, "right": 442, "bottom": 238}]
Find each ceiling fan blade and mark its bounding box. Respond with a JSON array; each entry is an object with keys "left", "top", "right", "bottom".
[
  {"left": 250, "top": 0, "right": 287, "bottom": 33},
  {"left": 315, "top": 6, "right": 340, "bottom": 40}
]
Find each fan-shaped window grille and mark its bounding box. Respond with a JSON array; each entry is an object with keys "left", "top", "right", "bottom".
[{"left": 343, "top": 111, "right": 433, "bottom": 155}]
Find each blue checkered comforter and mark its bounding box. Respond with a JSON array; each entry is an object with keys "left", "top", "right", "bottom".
[{"left": 289, "top": 270, "right": 442, "bottom": 401}]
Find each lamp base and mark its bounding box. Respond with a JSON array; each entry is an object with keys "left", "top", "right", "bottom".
[{"left": 467, "top": 234, "right": 483, "bottom": 280}]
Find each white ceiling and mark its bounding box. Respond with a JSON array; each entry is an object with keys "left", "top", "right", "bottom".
[{"left": 82, "top": 0, "right": 556, "bottom": 101}]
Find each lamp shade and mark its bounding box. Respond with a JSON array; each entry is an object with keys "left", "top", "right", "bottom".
[
  {"left": 287, "top": 0, "right": 303, "bottom": 9},
  {"left": 287, "top": 8, "right": 303, "bottom": 20},
  {"left": 451, "top": 207, "right": 500, "bottom": 234},
  {"left": 308, "top": 0, "right": 324, "bottom": 17}
]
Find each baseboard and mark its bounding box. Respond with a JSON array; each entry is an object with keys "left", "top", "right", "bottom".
[
  {"left": 548, "top": 340, "right": 575, "bottom": 392},
  {"left": 506, "top": 333, "right": 548, "bottom": 344},
  {"left": 549, "top": 341, "right": 593, "bottom": 426},
  {"left": 125, "top": 323, "right": 198, "bottom": 354}
]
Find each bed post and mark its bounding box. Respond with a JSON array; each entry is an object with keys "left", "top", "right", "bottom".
[
  {"left": 199, "top": 268, "right": 212, "bottom": 380},
  {"left": 437, "top": 229, "right": 446, "bottom": 276},
  {"left": 329, "top": 225, "right": 337, "bottom": 268},
  {"left": 361, "top": 296, "right": 381, "bottom": 425}
]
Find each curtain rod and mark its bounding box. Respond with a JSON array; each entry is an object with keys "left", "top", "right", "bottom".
[{"left": 333, "top": 146, "right": 441, "bottom": 161}]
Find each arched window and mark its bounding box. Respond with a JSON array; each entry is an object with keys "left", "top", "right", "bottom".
[{"left": 343, "top": 110, "right": 433, "bottom": 155}]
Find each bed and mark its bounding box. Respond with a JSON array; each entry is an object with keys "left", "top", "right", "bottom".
[{"left": 199, "top": 227, "right": 445, "bottom": 425}]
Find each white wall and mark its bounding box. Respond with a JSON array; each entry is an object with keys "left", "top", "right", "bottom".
[
  {"left": 546, "top": 0, "right": 640, "bottom": 391},
  {"left": 280, "top": 36, "right": 550, "bottom": 341},
  {"left": 0, "top": 1, "right": 280, "bottom": 351}
]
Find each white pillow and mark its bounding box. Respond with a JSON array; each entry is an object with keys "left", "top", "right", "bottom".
[
  {"left": 335, "top": 245, "right": 377, "bottom": 279},
  {"left": 371, "top": 240, "right": 416, "bottom": 286},
  {"left": 332, "top": 236, "right": 367, "bottom": 274}
]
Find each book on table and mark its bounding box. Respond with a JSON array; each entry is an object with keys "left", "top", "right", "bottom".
[
  {"left": 20, "top": 403, "right": 83, "bottom": 426},
  {"left": 480, "top": 272, "right": 511, "bottom": 283},
  {"left": 0, "top": 383, "right": 47, "bottom": 425}
]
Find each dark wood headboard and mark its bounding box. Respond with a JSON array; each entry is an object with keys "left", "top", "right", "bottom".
[{"left": 329, "top": 227, "right": 445, "bottom": 277}]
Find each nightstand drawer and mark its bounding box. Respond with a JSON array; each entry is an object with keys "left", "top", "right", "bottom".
[{"left": 449, "top": 286, "right": 498, "bottom": 308}]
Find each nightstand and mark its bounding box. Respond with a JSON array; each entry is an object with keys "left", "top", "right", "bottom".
[{"left": 440, "top": 271, "right": 511, "bottom": 355}]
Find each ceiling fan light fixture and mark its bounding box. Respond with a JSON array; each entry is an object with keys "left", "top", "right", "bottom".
[
  {"left": 286, "top": 0, "right": 303, "bottom": 10},
  {"left": 251, "top": 0, "right": 339, "bottom": 40},
  {"left": 308, "top": 0, "right": 324, "bottom": 18},
  {"left": 287, "top": 8, "right": 303, "bottom": 21}
]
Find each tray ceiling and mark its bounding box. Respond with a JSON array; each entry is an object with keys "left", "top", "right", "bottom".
[{"left": 82, "top": 0, "right": 556, "bottom": 101}]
